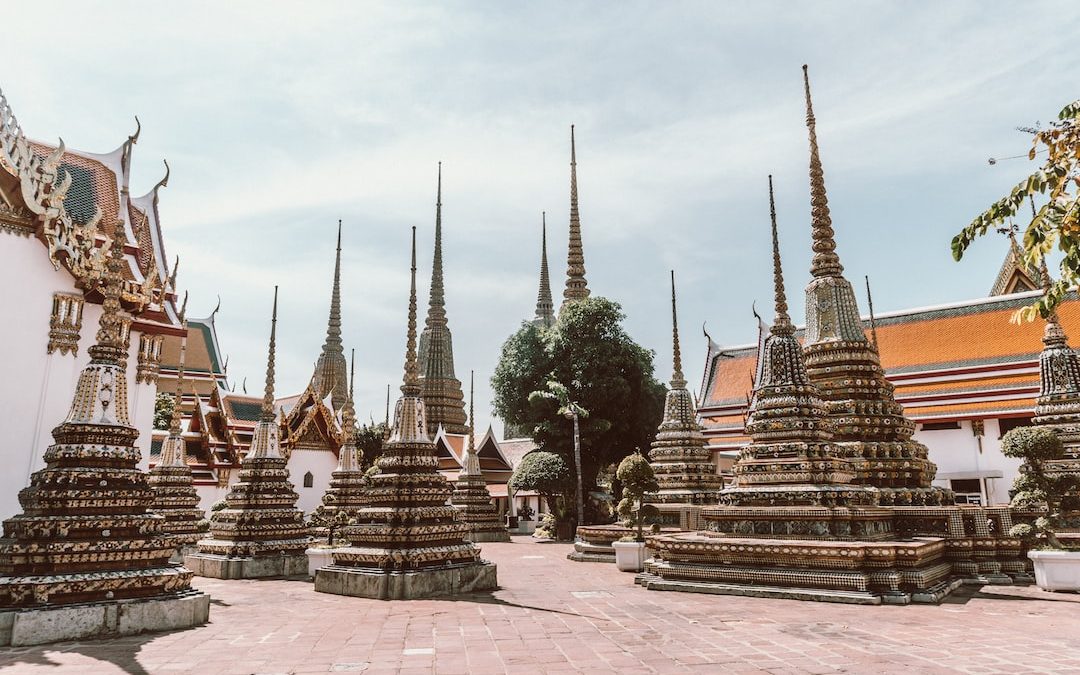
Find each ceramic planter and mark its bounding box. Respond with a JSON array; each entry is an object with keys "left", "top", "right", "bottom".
[
  {"left": 612, "top": 540, "right": 647, "bottom": 572},
  {"left": 1029, "top": 549, "right": 1080, "bottom": 591}
]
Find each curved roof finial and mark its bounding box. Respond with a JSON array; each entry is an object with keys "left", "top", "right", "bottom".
[
  {"left": 769, "top": 175, "right": 794, "bottom": 336},
  {"left": 803, "top": 65, "right": 843, "bottom": 279},
  {"left": 154, "top": 158, "right": 170, "bottom": 193}
]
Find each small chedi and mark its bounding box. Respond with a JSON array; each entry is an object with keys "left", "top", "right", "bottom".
[
  {"left": 1032, "top": 270, "right": 1080, "bottom": 478},
  {"left": 313, "top": 350, "right": 368, "bottom": 538},
  {"left": 148, "top": 321, "right": 206, "bottom": 556},
  {"left": 648, "top": 271, "right": 724, "bottom": 517},
  {"left": 0, "top": 223, "right": 208, "bottom": 647},
  {"left": 185, "top": 287, "right": 312, "bottom": 578},
  {"left": 642, "top": 178, "right": 957, "bottom": 605},
  {"left": 451, "top": 371, "right": 511, "bottom": 542},
  {"left": 315, "top": 227, "right": 496, "bottom": 600}
]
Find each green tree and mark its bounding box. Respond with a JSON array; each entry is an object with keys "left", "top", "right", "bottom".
[
  {"left": 508, "top": 451, "right": 574, "bottom": 535},
  {"left": 615, "top": 451, "right": 659, "bottom": 542},
  {"left": 952, "top": 97, "right": 1080, "bottom": 321},
  {"left": 1001, "top": 427, "right": 1080, "bottom": 549},
  {"left": 354, "top": 422, "right": 387, "bottom": 470},
  {"left": 153, "top": 392, "right": 175, "bottom": 430},
  {"left": 492, "top": 297, "right": 667, "bottom": 506}
]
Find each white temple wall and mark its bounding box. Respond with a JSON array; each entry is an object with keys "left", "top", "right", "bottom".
[
  {"left": 195, "top": 484, "right": 229, "bottom": 512},
  {"left": 288, "top": 449, "right": 339, "bottom": 514},
  {"left": 917, "top": 419, "right": 1022, "bottom": 506}
]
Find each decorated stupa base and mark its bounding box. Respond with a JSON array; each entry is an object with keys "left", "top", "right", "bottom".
[
  {"left": 451, "top": 476, "right": 511, "bottom": 543},
  {"left": 569, "top": 524, "right": 682, "bottom": 564},
  {"left": 148, "top": 464, "right": 205, "bottom": 551},
  {"left": 316, "top": 228, "right": 496, "bottom": 600},
  {"left": 0, "top": 223, "right": 207, "bottom": 645}
]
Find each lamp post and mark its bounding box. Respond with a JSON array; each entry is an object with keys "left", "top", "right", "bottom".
[{"left": 564, "top": 405, "right": 585, "bottom": 535}]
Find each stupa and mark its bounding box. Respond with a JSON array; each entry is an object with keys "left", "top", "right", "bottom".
[
  {"left": 148, "top": 320, "right": 206, "bottom": 558},
  {"left": 534, "top": 212, "right": 556, "bottom": 328},
  {"left": 642, "top": 178, "right": 957, "bottom": 605},
  {"left": 0, "top": 222, "right": 208, "bottom": 646},
  {"left": 649, "top": 271, "right": 725, "bottom": 523},
  {"left": 311, "top": 220, "right": 349, "bottom": 411},
  {"left": 418, "top": 163, "right": 468, "bottom": 435},
  {"left": 1032, "top": 265, "right": 1080, "bottom": 476},
  {"left": 316, "top": 350, "right": 369, "bottom": 530},
  {"left": 797, "top": 66, "right": 946, "bottom": 506},
  {"left": 561, "top": 125, "right": 590, "bottom": 311},
  {"left": 450, "top": 372, "right": 511, "bottom": 542},
  {"left": 185, "top": 287, "right": 312, "bottom": 578},
  {"left": 315, "top": 227, "right": 497, "bottom": 599}
]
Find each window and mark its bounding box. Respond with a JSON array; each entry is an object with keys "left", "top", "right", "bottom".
[
  {"left": 997, "top": 417, "right": 1032, "bottom": 439},
  {"left": 951, "top": 479, "right": 983, "bottom": 506},
  {"left": 921, "top": 421, "right": 959, "bottom": 431},
  {"left": 303, "top": 471, "right": 314, "bottom": 488}
]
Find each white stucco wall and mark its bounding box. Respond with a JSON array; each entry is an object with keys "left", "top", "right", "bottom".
[
  {"left": 0, "top": 233, "right": 158, "bottom": 520},
  {"left": 917, "top": 419, "right": 1023, "bottom": 506},
  {"left": 288, "top": 449, "right": 339, "bottom": 514}
]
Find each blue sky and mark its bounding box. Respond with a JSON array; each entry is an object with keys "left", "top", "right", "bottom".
[{"left": 7, "top": 1, "right": 1080, "bottom": 432}]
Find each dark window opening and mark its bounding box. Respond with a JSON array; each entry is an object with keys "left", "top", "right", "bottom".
[
  {"left": 921, "top": 421, "right": 960, "bottom": 431},
  {"left": 303, "top": 471, "right": 314, "bottom": 488},
  {"left": 997, "top": 417, "right": 1032, "bottom": 439}
]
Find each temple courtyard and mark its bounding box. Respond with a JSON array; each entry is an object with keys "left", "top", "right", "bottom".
[{"left": 0, "top": 537, "right": 1076, "bottom": 675}]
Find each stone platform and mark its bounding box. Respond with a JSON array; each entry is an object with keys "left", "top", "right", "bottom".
[
  {"left": 569, "top": 524, "right": 678, "bottom": 563},
  {"left": 314, "top": 561, "right": 497, "bottom": 600},
  {"left": 466, "top": 530, "right": 512, "bottom": 543},
  {"left": 0, "top": 590, "right": 209, "bottom": 647},
  {"left": 644, "top": 531, "right": 960, "bottom": 605},
  {"left": 184, "top": 552, "right": 309, "bottom": 579}
]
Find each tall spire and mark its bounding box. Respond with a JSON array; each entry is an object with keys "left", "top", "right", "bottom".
[
  {"left": 534, "top": 211, "right": 555, "bottom": 327},
  {"left": 670, "top": 270, "right": 686, "bottom": 389},
  {"left": 313, "top": 220, "right": 348, "bottom": 410},
  {"left": 803, "top": 65, "right": 843, "bottom": 279},
  {"left": 865, "top": 275, "right": 879, "bottom": 350},
  {"left": 464, "top": 370, "right": 481, "bottom": 476},
  {"left": 403, "top": 227, "right": 421, "bottom": 397},
  {"left": 428, "top": 162, "right": 447, "bottom": 325},
  {"left": 261, "top": 286, "right": 279, "bottom": 423},
  {"left": 769, "top": 176, "right": 793, "bottom": 336},
  {"left": 336, "top": 349, "right": 360, "bottom": 473},
  {"left": 92, "top": 220, "right": 130, "bottom": 368},
  {"left": 562, "top": 125, "right": 590, "bottom": 309},
  {"left": 161, "top": 321, "right": 188, "bottom": 466}
]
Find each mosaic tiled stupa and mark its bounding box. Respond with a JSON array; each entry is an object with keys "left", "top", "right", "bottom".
[
  {"left": 649, "top": 271, "right": 725, "bottom": 519},
  {"left": 148, "top": 321, "right": 206, "bottom": 556},
  {"left": 0, "top": 222, "right": 208, "bottom": 646},
  {"left": 315, "top": 227, "right": 496, "bottom": 599},
  {"left": 797, "top": 66, "right": 946, "bottom": 507},
  {"left": 561, "top": 125, "right": 590, "bottom": 311},
  {"left": 185, "top": 287, "right": 312, "bottom": 579},
  {"left": 317, "top": 350, "right": 369, "bottom": 528},
  {"left": 418, "top": 163, "right": 468, "bottom": 436},
  {"left": 642, "top": 179, "right": 958, "bottom": 605},
  {"left": 1032, "top": 267, "right": 1080, "bottom": 478},
  {"left": 451, "top": 372, "right": 511, "bottom": 542}
]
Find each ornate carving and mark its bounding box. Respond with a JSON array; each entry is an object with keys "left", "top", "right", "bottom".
[
  {"left": 136, "top": 333, "right": 163, "bottom": 384},
  {"left": 47, "top": 292, "right": 84, "bottom": 356}
]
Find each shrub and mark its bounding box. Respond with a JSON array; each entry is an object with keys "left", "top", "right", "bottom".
[
  {"left": 1002, "top": 426, "right": 1080, "bottom": 549},
  {"left": 615, "top": 451, "right": 659, "bottom": 543}
]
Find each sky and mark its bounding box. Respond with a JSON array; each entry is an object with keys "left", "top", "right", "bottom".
[{"left": 6, "top": 1, "right": 1080, "bottom": 434}]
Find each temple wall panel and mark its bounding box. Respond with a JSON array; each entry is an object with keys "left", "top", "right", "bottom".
[
  {"left": 914, "top": 419, "right": 1022, "bottom": 506},
  {"left": 288, "top": 449, "right": 339, "bottom": 514}
]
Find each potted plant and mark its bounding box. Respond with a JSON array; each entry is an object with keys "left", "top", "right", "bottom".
[
  {"left": 1001, "top": 426, "right": 1080, "bottom": 591},
  {"left": 612, "top": 451, "right": 659, "bottom": 572}
]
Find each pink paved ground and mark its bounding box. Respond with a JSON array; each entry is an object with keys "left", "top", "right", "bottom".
[{"left": 2, "top": 536, "right": 1080, "bottom": 674}]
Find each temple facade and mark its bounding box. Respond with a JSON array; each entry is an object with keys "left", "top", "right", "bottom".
[{"left": 0, "top": 88, "right": 184, "bottom": 522}]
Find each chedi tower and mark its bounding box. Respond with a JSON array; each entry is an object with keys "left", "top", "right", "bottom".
[
  {"left": 316, "top": 349, "right": 369, "bottom": 530},
  {"left": 798, "top": 66, "right": 946, "bottom": 506},
  {"left": 148, "top": 320, "right": 206, "bottom": 556},
  {"left": 0, "top": 221, "right": 208, "bottom": 646},
  {"left": 1032, "top": 264, "right": 1080, "bottom": 476},
  {"left": 186, "top": 287, "right": 311, "bottom": 578},
  {"left": 451, "top": 371, "right": 511, "bottom": 542},
  {"left": 648, "top": 271, "right": 724, "bottom": 516},
  {"left": 315, "top": 227, "right": 496, "bottom": 599}
]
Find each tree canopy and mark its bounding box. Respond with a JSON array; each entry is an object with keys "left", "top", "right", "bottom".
[
  {"left": 492, "top": 297, "right": 667, "bottom": 492},
  {"left": 952, "top": 97, "right": 1080, "bottom": 321},
  {"left": 153, "top": 392, "right": 175, "bottom": 431}
]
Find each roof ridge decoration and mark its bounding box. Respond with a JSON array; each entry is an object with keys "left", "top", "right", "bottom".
[
  {"left": 990, "top": 231, "right": 1043, "bottom": 296},
  {"left": 561, "top": 124, "right": 590, "bottom": 310},
  {"left": 534, "top": 211, "right": 555, "bottom": 327},
  {"left": 313, "top": 220, "right": 348, "bottom": 410},
  {"left": 0, "top": 86, "right": 106, "bottom": 280},
  {"left": 803, "top": 65, "right": 843, "bottom": 279}
]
